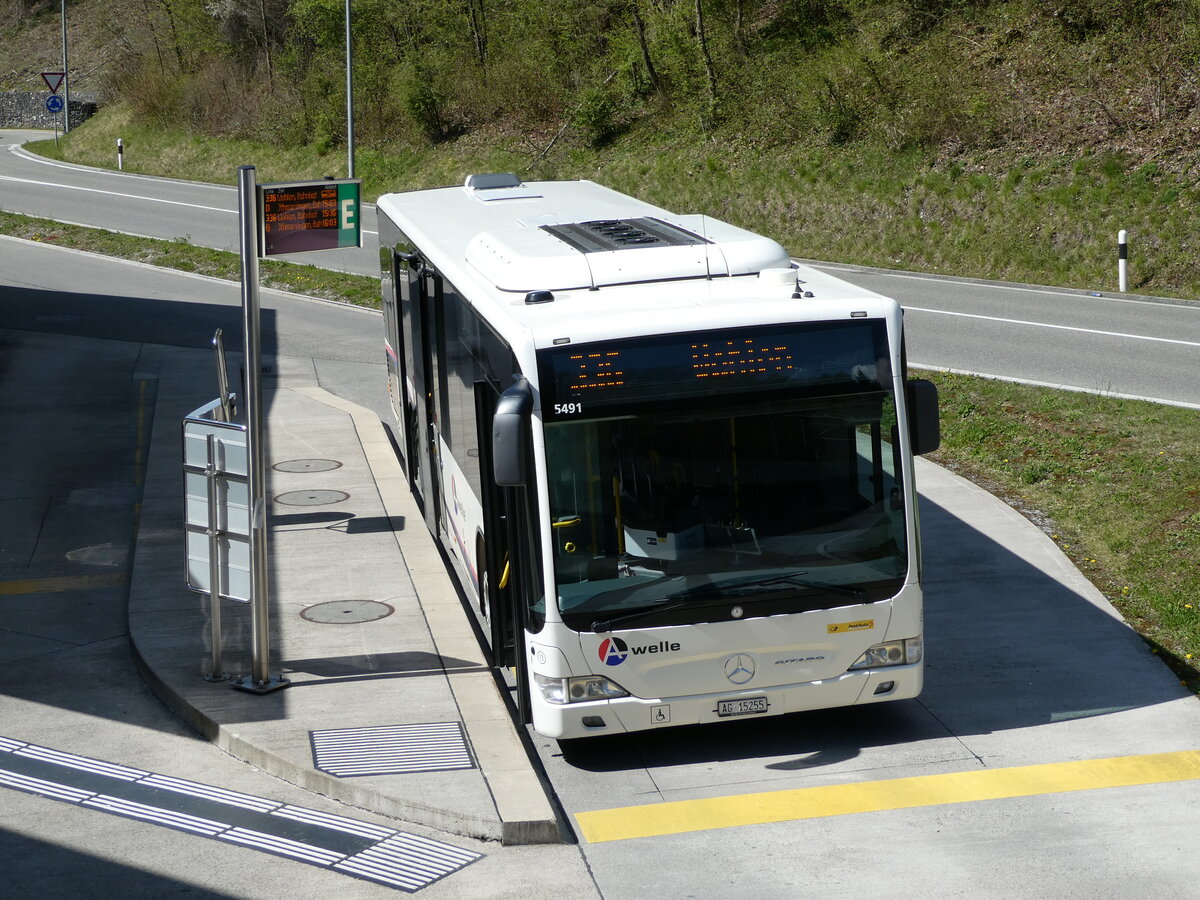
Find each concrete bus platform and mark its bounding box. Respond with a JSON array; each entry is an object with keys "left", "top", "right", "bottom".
[
  {"left": 127, "top": 348, "right": 560, "bottom": 847},
  {"left": 123, "top": 307, "right": 1200, "bottom": 865}
]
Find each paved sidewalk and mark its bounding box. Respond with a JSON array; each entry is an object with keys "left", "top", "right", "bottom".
[{"left": 127, "top": 348, "right": 559, "bottom": 846}]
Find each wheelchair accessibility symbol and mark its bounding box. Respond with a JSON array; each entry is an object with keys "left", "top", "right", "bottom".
[{"left": 651, "top": 705, "right": 671, "bottom": 724}]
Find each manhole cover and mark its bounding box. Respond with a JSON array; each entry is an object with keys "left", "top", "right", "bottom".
[
  {"left": 274, "top": 489, "right": 349, "bottom": 506},
  {"left": 273, "top": 458, "right": 343, "bottom": 473},
  {"left": 301, "top": 600, "right": 394, "bottom": 624}
]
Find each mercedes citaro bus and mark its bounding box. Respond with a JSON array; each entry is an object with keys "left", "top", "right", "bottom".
[{"left": 378, "top": 174, "right": 939, "bottom": 739}]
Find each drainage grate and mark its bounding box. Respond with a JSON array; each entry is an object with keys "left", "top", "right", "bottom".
[
  {"left": 311, "top": 723, "right": 475, "bottom": 777},
  {"left": 274, "top": 489, "right": 350, "bottom": 506},
  {"left": 273, "top": 458, "right": 343, "bottom": 473}
]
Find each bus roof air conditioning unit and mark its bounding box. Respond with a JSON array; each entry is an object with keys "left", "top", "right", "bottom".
[{"left": 466, "top": 215, "right": 791, "bottom": 291}]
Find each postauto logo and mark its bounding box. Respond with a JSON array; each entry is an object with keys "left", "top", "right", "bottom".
[{"left": 598, "top": 636, "right": 681, "bottom": 666}]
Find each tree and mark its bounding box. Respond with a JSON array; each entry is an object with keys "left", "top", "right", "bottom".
[
  {"left": 630, "top": 0, "right": 662, "bottom": 93},
  {"left": 464, "top": 0, "right": 486, "bottom": 71},
  {"left": 694, "top": 0, "right": 718, "bottom": 110}
]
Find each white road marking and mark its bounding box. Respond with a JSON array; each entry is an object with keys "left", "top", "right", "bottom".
[
  {"left": 905, "top": 305, "right": 1200, "bottom": 348},
  {"left": 5, "top": 144, "right": 236, "bottom": 193},
  {"left": 0, "top": 173, "right": 233, "bottom": 213},
  {"left": 910, "top": 363, "right": 1200, "bottom": 411},
  {"left": 4, "top": 146, "right": 379, "bottom": 236},
  {"left": 814, "top": 261, "right": 1200, "bottom": 312}
]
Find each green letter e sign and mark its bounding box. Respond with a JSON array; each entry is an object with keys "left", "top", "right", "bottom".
[{"left": 338, "top": 181, "right": 361, "bottom": 249}]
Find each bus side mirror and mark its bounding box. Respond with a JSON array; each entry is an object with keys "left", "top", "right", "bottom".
[
  {"left": 493, "top": 378, "right": 533, "bottom": 486},
  {"left": 907, "top": 379, "right": 940, "bottom": 455}
]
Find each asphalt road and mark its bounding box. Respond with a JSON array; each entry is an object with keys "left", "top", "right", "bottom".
[
  {"left": 817, "top": 261, "right": 1200, "bottom": 408},
  {"left": 0, "top": 230, "right": 388, "bottom": 420},
  {"left": 4, "top": 127, "right": 1199, "bottom": 409},
  {"left": 0, "top": 131, "right": 380, "bottom": 275}
]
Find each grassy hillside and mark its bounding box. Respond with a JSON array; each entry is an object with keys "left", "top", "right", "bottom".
[
  {"left": 14, "top": 1, "right": 1198, "bottom": 297},
  {"left": 45, "top": 98, "right": 1200, "bottom": 302}
]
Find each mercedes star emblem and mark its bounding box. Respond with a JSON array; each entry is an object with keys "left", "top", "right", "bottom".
[{"left": 724, "top": 653, "right": 756, "bottom": 684}]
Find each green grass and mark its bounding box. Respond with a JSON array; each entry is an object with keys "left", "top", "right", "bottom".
[
  {"left": 0, "top": 209, "right": 380, "bottom": 308},
  {"left": 36, "top": 104, "right": 1200, "bottom": 303}
]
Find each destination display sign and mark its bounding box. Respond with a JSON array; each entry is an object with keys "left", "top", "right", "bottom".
[
  {"left": 258, "top": 179, "right": 361, "bottom": 256},
  {"left": 538, "top": 319, "right": 890, "bottom": 421}
]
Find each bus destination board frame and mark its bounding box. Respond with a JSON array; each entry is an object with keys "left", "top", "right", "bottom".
[{"left": 257, "top": 178, "right": 362, "bottom": 257}]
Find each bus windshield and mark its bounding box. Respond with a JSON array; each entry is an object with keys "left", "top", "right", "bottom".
[{"left": 538, "top": 320, "right": 908, "bottom": 633}]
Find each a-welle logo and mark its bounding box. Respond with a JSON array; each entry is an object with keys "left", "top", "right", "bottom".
[{"left": 597, "top": 637, "right": 681, "bottom": 666}]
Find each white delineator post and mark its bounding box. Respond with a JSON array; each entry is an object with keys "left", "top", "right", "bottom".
[{"left": 1118, "top": 230, "right": 1128, "bottom": 293}]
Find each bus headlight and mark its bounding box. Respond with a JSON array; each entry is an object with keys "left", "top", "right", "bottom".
[
  {"left": 848, "top": 636, "right": 923, "bottom": 671},
  {"left": 534, "top": 673, "right": 629, "bottom": 704}
]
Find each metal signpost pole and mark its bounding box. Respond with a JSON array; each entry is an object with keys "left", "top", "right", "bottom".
[
  {"left": 234, "top": 164, "right": 288, "bottom": 694},
  {"left": 203, "top": 169, "right": 358, "bottom": 694},
  {"left": 42, "top": 73, "right": 65, "bottom": 143},
  {"left": 60, "top": 0, "right": 70, "bottom": 133},
  {"left": 203, "top": 433, "right": 229, "bottom": 682}
]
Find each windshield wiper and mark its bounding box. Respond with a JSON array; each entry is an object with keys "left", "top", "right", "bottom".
[
  {"left": 657, "top": 573, "right": 864, "bottom": 602},
  {"left": 591, "top": 599, "right": 687, "bottom": 633},
  {"left": 736, "top": 574, "right": 868, "bottom": 602}
]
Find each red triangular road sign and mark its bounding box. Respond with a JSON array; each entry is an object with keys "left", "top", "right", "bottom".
[{"left": 42, "top": 72, "right": 65, "bottom": 94}]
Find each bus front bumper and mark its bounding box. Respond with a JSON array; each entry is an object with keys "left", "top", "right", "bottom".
[{"left": 530, "top": 665, "right": 922, "bottom": 740}]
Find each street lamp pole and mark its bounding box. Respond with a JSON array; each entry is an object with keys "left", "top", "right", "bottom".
[{"left": 345, "top": 0, "right": 355, "bottom": 179}]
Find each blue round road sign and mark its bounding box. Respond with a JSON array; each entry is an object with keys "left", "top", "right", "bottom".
[{"left": 45, "top": 95, "right": 64, "bottom": 113}]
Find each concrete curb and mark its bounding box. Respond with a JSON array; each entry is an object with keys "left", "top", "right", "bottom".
[{"left": 294, "top": 385, "right": 561, "bottom": 845}]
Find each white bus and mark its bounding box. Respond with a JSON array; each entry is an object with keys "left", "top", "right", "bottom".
[{"left": 378, "top": 174, "right": 939, "bottom": 739}]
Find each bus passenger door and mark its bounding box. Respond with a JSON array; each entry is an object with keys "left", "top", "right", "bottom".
[
  {"left": 417, "top": 267, "right": 446, "bottom": 535},
  {"left": 396, "top": 251, "right": 425, "bottom": 504},
  {"left": 502, "top": 485, "right": 536, "bottom": 724},
  {"left": 382, "top": 257, "right": 402, "bottom": 423},
  {"left": 476, "top": 381, "right": 516, "bottom": 664},
  {"left": 486, "top": 380, "right": 538, "bottom": 725},
  {"left": 403, "top": 260, "right": 446, "bottom": 540}
]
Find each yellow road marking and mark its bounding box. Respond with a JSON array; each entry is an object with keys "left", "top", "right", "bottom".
[
  {"left": 0, "top": 572, "right": 130, "bottom": 596},
  {"left": 575, "top": 749, "right": 1200, "bottom": 843}
]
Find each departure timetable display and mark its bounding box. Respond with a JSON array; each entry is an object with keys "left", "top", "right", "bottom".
[
  {"left": 538, "top": 319, "right": 889, "bottom": 421},
  {"left": 258, "top": 179, "right": 362, "bottom": 256}
]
